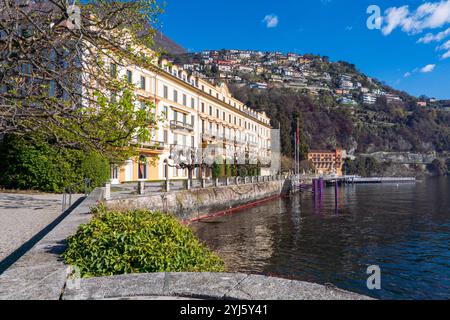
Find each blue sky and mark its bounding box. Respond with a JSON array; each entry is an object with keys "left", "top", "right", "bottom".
[{"left": 158, "top": 0, "right": 450, "bottom": 99}]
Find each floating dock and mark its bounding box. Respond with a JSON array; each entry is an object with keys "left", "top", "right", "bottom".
[{"left": 345, "top": 177, "right": 416, "bottom": 184}]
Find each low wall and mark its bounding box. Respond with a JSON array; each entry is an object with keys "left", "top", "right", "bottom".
[{"left": 106, "top": 179, "right": 287, "bottom": 220}]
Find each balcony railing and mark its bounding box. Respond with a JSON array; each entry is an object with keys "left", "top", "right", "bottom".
[
  {"left": 141, "top": 140, "right": 166, "bottom": 150},
  {"left": 202, "top": 130, "right": 220, "bottom": 141},
  {"left": 170, "top": 120, "right": 194, "bottom": 131}
]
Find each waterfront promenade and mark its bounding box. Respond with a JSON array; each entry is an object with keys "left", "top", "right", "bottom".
[
  {"left": 0, "top": 192, "right": 83, "bottom": 261},
  {"left": 0, "top": 185, "right": 372, "bottom": 300}
]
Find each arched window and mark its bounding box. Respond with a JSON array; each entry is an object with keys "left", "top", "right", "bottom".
[{"left": 138, "top": 155, "right": 147, "bottom": 180}]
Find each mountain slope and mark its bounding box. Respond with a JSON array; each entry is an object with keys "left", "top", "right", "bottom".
[{"left": 166, "top": 49, "right": 450, "bottom": 175}]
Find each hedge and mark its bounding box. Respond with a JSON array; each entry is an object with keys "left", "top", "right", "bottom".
[{"left": 0, "top": 134, "right": 110, "bottom": 193}]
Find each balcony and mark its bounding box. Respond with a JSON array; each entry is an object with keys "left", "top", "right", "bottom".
[
  {"left": 233, "top": 137, "right": 246, "bottom": 146},
  {"left": 170, "top": 120, "right": 194, "bottom": 132},
  {"left": 141, "top": 140, "right": 166, "bottom": 151},
  {"left": 202, "top": 130, "right": 221, "bottom": 141}
]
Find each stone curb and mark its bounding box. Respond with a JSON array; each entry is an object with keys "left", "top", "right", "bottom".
[
  {"left": 0, "top": 188, "right": 104, "bottom": 300},
  {"left": 62, "top": 272, "right": 373, "bottom": 300}
]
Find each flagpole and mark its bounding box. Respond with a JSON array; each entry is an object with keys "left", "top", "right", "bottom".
[{"left": 294, "top": 131, "right": 297, "bottom": 177}]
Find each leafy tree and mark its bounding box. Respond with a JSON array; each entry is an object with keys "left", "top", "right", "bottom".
[
  {"left": 427, "top": 159, "right": 447, "bottom": 176},
  {"left": 0, "top": 0, "right": 162, "bottom": 161}
]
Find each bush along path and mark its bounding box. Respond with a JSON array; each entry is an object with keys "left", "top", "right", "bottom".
[{"left": 62, "top": 205, "right": 225, "bottom": 277}]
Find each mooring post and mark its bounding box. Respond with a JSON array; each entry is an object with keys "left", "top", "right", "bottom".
[
  {"left": 319, "top": 177, "right": 324, "bottom": 194},
  {"left": 335, "top": 181, "right": 339, "bottom": 210}
]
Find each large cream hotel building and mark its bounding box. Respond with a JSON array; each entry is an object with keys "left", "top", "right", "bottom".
[{"left": 109, "top": 58, "right": 272, "bottom": 184}]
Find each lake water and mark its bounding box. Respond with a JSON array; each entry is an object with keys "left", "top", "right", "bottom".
[{"left": 192, "top": 177, "right": 450, "bottom": 300}]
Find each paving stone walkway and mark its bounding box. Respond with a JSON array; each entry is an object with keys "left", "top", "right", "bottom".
[{"left": 0, "top": 192, "right": 82, "bottom": 261}]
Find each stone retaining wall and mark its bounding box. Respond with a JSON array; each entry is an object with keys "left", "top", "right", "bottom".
[{"left": 105, "top": 180, "right": 287, "bottom": 220}]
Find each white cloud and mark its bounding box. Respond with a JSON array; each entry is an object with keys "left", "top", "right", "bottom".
[
  {"left": 262, "top": 14, "right": 279, "bottom": 28},
  {"left": 420, "top": 64, "right": 436, "bottom": 72},
  {"left": 437, "top": 39, "right": 450, "bottom": 58},
  {"left": 382, "top": 6, "right": 410, "bottom": 35},
  {"left": 381, "top": 1, "right": 450, "bottom": 35},
  {"left": 417, "top": 27, "right": 450, "bottom": 43},
  {"left": 404, "top": 64, "right": 436, "bottom": 77},
  {"left": 438, "top": 39, "right": 450, "bottom": 49}
]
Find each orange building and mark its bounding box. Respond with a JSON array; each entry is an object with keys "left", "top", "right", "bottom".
[{"left": 307, "top": 149, "right": 343, "bottom": 176}]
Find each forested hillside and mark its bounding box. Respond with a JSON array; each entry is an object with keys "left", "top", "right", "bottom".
[{"left": 229, "top": 85, "right": 450, "bottom": 158}]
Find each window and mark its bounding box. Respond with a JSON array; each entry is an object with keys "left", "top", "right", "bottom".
[
  {"left": 201, "top": 103, "right": 205, "bottom": 113},
  {"left": 182, "top": 135, "right": 187, "bottom": 146},
  {"left": 111, "top": 165, "right": 119, "bottom": 180},
  {"left": 174, "top": 111, "right": 178, "bottom": 122},
  {"left": 126, "top": 70, "right": 132, "bottom": 84},
  {"left": 223, "top": 112, "right": 225, "bottom": 121},
  {"left": 191, "top": 136, "right": 195, "bottom": 147},
  {"left": 183, "top": 94, "right": 187, "bottom": 106},
  {"left": 209, "top": 106, "right": 212, "bottom": 116},
  {"left": 191, "top": 98, "right": 195, "bottom": 109},
  {"left": 138, "top": 156, "right": 147, "bottom": 180},
  {"left": 182, "top": 113, "right": 187, "bottom": 124},
  {"left": 216, "top": 109, "right": 219, "bottom": 118},
  {"left": 173, "top": 133, "right": 178, "bottom": 145},
  {"left": 163, "top": 85, "right": 168, "bottom": 99},
  {"left": 140, "top": 76, "right": 146, "bottom": 90},
  {"left": 173, "top": 90, "right": 178, "bottom": 103},
  {"left": 110, "top": 64, "right": 117, "bottom": 78},
  {"left": 163, "top": 130, "right": 168, "bottom": 144},
  {"left": 191, "top": 115, "right": 195, "bottom": 127},
  {"left": 163, "top": 106, "right": 168, "bottom": 119},
  {"left": 229, "top": 115, "right": 231, "bottom": 123},
  {"left": 140, "top": 101, "right": 146, "bottom": 111}
]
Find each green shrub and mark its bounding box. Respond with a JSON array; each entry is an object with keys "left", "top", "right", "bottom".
[
  {"left": 62, "top": 206, "right": 225, "bottom": 277},
  {"left": 0, "top": 134, "right": 109, "bottom": 193}
]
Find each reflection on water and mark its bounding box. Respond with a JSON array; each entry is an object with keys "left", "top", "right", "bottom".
[{"left": 191, "top": 177, "right": 450, "bottom": 300}]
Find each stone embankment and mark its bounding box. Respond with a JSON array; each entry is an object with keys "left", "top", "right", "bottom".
[{"left": 106, "top": 178, "right": 289, "bottom": 220}]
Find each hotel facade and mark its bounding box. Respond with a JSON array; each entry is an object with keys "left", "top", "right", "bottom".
[
  {"left": 109, "top": 58, "right": 273, "bottom": 184},
  {"left": 307, "top": 149, "right": 343, "bottom": 176}
]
